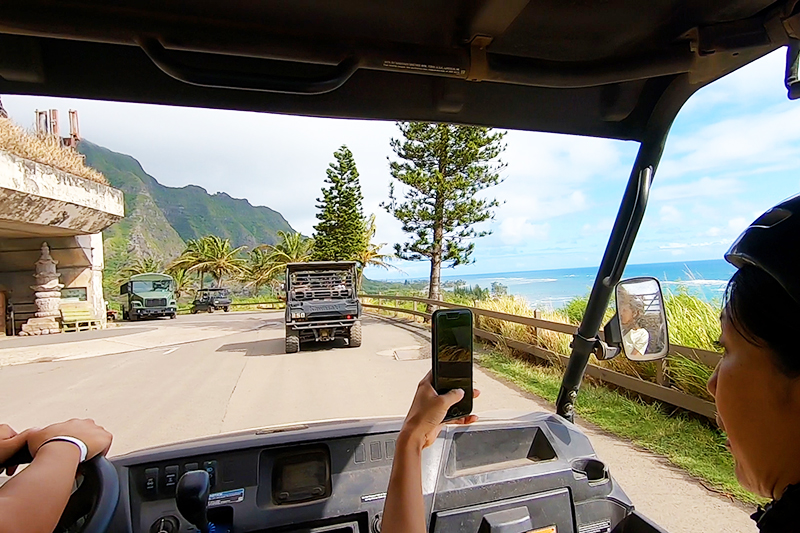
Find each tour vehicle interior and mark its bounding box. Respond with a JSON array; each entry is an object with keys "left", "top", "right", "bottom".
[{"left": 1, "top": 1, "right": 798, "bottom": 532}]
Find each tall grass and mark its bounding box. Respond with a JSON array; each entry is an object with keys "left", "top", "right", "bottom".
[
  {"left": 0, "top": 117, "right": 107, "bottom": 184},
  {"left": 467, "top": 291, "right": 721, "bottom": 402}
]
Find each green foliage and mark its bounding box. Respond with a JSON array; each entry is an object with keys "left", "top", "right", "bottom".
[
  {"left": 450, "top": 284, "right": 490, "bottom": 302},
  {"left": 170, "top": 235, "right": 247, "bottom": 288},
  {"left": 491, "top": 282, "right": 508, "bottom": 298},
  {"left": 664, "top": 288, "right": 722, "bottom": 352},
  {"left": 79, "top": 141, "right": 296, "bottom": 301},
  {"left": 260, "top": 231, "right": 315, "bottom": 266},
  {"left": 381, "top": 122, "right": 505, "bottom": 300},
  {"left": 119, "top": 256, "right": 164, "bottom": 278},
  {"left": 312, "top": 146, "right": 366, "bottom": 261},
  {"left": 355, "top": 214, "right": 397, "bottom": 288}
]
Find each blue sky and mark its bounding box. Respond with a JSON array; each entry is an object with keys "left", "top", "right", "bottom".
[{"left": 4, "top": 49, "right": 798, "bottom": 280}]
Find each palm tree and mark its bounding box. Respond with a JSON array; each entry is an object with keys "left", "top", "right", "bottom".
[
  {"left": 166, "top": 267, "right": 195, "bottom": 299},
  {"left": 119, "top": 256, "right": 164, "bottom": 279},
  {"left": 246, "top": 232, "right": 314, "bottom": 292},
  {"left": 261, "top": 231, "right": 315, "bottom": 265},
  {"left": 355, "top": 214, "right": 398, "bottom": 288},
  {"left": 242, "top": 248, "right": 278, "bottom": 295},
  {"left": 169, "top": 235, "right": 246, "bottom": 288}
]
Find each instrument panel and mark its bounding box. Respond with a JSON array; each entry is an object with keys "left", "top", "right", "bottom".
[{"left": 110, "top": 413, "right": 635, "bottom": 533}]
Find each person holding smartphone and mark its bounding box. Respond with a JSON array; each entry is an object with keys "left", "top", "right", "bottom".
[{"left": 382, "top": 372, "right": 480, "bottom": 533}]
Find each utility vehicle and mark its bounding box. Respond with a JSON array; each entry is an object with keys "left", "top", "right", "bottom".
[
  {"left": 119, "top": 273, "right": 177, "bottom": 321},
  {"left": 191, "top": 288, "right": 232, "bottom": 314},
  {"left": 0, "top": 1, "right": 797, "bottom": 532},
  {"left": 284, "top": 261, "right": 362, "bottom": 353}
]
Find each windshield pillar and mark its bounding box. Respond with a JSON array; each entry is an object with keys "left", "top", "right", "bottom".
[{"left": 555, "top": 108, "right": 678, "bottom": 421}]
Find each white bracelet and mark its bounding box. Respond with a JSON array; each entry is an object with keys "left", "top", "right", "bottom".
[{"left": 40, "top": 436, "right": 88, "bottom": 463}]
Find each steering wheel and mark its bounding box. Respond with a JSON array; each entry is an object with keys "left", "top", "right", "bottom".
[{"left": 3, "top": 449, "right": 119, "bottom": 533}]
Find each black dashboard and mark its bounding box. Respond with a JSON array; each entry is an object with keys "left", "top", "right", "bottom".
[{"left": 109, "top": 412, "right": 651, "bottom": 533}]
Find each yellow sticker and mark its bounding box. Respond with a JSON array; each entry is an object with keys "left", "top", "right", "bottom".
[{"left": 528, "top": 527, "right": 557, "bottom": 533}]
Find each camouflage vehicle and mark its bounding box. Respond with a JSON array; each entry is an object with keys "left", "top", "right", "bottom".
[{"left": 284, "top": 261, "right": 361, "bottom": 353}]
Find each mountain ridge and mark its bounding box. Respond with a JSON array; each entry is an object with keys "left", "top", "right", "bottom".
[{"left": 78, "top": 140, "right": 296, "bottom": 283}]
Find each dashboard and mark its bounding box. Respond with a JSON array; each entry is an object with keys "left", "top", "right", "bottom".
[{"left": 109, "top": 412, "right": 648, "bottom": 533}]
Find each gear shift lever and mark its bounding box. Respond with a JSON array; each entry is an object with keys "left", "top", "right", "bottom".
[{"left": 176, "top": 470, "right": 211, "bottom": 533}]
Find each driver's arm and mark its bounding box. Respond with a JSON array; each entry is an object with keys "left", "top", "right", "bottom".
[
  {"left": 382, "top": 373, "right": 479, "bottom": 533},
  {"left": 0, "top": 419, "right": 112, "bottom": 533}
]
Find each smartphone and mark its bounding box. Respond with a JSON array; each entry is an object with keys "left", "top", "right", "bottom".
[{"left": 432, "top": 308, "right": 473, "bottom": 421}]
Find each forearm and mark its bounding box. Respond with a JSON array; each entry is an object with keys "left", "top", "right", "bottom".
[
  {"left": 382, "top": 433, "right": 427, "bottom": 533},
  {"left": 0, "top": 442, "right": 80, "bottom": 533}
]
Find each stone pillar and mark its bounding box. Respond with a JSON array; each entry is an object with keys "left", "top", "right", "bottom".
[{"left": 20, "top": 243, "right": 63, "bottom": 335}]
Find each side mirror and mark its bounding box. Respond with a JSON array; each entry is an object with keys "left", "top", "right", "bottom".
[{"left": 608, "top": 277, "right": 669, "bottom": 361}]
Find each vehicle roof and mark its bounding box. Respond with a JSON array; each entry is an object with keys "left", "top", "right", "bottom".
[
  {"left": 0, "top": 1, "right": 793, "bottom": 141},
  {"left": 126, "top": 273, "right": 174, "bottom": 281},
  {"left": 287, "top": 262, "right": 358, "bottom": 270}
]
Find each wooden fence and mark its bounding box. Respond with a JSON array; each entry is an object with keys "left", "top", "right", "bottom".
[{"left": 360, "top": 293, "right": 719, "bottom": 419}]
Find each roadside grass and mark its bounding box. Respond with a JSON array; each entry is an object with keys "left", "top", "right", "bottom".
[
  {"left": 476, "top": 348, "right": 765, "bottom": 506},
  {"left": 0, "top": 117, "right": 107, "bottom": 184}
]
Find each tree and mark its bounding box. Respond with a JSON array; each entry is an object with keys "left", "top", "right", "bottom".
[
  {"left": 167, "top": 267, "right": 195, "bottom": 299},
  {"left": 170, "top": 235, "right": 246, "bottom": 288},
  {"left": 354, "top": 214, "right": 397, "bottom": 289},
  {"left": 312, "top": 146, "right": 367, "bottom": 261},
  {"left": 381, "top": 122, "right": 505, "bottom": 304},
  {"left": 491, "top": 282, "right": 508, "bottom": 298},
  {"left": 119, "top": 256, "right": 164, "bottom": 279},
  {"left": 242, "top": 248, "right": 279, "bottom": 295}
]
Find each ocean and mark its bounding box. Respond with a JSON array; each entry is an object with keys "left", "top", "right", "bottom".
[{"left": 439, "top": 259, "right": 736, "bottom": 310}]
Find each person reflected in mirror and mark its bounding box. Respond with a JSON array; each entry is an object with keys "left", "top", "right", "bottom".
[
  {"left": 618, "top": 287, "right": 650, "bottom": 358},
  {"left": 382, "top": 372, "right": 480, "bottom": 533},
  {"left": 0, "top": 418, "right": 112, "bottom": 533}
]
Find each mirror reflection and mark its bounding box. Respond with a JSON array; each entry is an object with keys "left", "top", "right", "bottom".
[{"left": 615, "top": 277, "right": 668, "bottom": 361}]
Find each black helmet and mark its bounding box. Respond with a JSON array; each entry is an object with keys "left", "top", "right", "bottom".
[{"left": 725, "top": 193, "right": 800, "bottom": 305}]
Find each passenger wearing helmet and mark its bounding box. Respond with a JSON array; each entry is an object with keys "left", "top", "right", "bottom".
[{"left": 708, "top": 193, "right": 800, "bottom": 532}]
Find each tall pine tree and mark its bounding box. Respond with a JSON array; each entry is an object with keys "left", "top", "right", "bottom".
[
  {"left": 313, "top": 146, "right": 367, "bottom": 261},
  {"left": 382, "top": 123, "right": 505, "bottom": 304}
]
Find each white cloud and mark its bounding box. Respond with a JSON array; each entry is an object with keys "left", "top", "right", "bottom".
[
  {"left": 659, "top": 205, "right": 682, "bottom": 224},
  {"left": 728, "top": 217, "right": 749, "bottom": 233},
  {"left": 499, "top": 218, "right": 550, "bottom": 244},
  {"left": 651, "top": 177, "right": 741, "bottom": 201},
  {"left": 706, "top": 227, "right": 721, "bottom": 237}
]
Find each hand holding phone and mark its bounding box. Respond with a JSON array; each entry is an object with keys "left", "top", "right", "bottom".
[{"left": 432, "top": 309, "right": 474, "bottom": 421}]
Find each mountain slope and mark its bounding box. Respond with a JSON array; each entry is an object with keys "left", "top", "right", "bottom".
[{"left": 79, "top": 140, "right": 296, "bottom": 265}]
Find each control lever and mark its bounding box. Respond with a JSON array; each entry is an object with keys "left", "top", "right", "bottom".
[{"left": 176, "top": 470, "right": 211, "bottom": 533}]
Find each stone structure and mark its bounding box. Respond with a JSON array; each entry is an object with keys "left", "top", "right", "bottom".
[
  {"left": 0, "top": 147, "right": 123, "bottom": 334},
  {"left": 20, "top": 242, "right": 63, "bottom": 335}
]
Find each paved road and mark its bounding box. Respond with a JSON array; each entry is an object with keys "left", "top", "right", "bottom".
[{"left": 0, "top": 312, "right": 754, "bottom": 532}]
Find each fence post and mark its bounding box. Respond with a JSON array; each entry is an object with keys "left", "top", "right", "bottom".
[
  {"left": 656, "top": 358, "right": 670, "bottom": 387},
  {"left": 533, "top": 309, "right": 540, "bottom": 346}
]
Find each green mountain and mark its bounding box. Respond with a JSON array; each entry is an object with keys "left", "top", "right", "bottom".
[{"left": 79, "top": 140, "right": 296, "bottom": 278}]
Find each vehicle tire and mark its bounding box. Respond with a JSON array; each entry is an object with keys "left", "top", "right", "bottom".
[
  {"left": 224, "top": 307, "right": 230, "bottom": 312},
  {"left": 191, "top": 308, "right": 197, "bottom": 314},
  {"left": 348, "top": 320, "right": 362, "bottom": 348},
  {"left": 170, "top": 313, "right": 176, "bottom": 319},
  {"left": 285, "top": 329, "right": 300, "bottom": 353},
  {"left": 130, "top": 311, "right": 138, "bottom": 322},
  {"left": 208, "top": 306, "right": 214, "bottom": 313},
  {"left": 122, "top": 310, "right": 128, "bottom": 321}
]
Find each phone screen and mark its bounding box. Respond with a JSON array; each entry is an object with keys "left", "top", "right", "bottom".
[{"left": 432, "top": 309, "right": 473, "bottom": 420}]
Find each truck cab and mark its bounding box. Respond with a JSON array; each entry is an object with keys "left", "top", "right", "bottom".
[{"left": 120, "top": 273, "right": 177, "bottom": 321}]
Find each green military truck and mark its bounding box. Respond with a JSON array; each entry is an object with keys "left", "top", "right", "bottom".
[{"left": 119, "top": 272, "right": 177, "bottom": 321}]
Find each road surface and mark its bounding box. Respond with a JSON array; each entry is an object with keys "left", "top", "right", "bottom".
[{"left": 0, "top": 311, "right": 755, "bottom": 533}]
